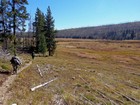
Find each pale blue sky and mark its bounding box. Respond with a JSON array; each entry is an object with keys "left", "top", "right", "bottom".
[{"left": 27, "top": 0, "right": 140, "bottom": 30}]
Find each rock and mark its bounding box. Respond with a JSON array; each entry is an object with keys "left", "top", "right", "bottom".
[{"left": 72, "top": 77, "right": 75, "bottom": 80}]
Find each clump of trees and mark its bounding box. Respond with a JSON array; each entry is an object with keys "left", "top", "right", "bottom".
[
  {"left": 0, "top": 1, "right": 56, "bottom": 56},
  {"left": 34, "top": 6, "right": 56, "bottom": 56}
]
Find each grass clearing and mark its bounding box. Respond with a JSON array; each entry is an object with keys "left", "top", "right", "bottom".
[{"left": 5, "top": 39, "right": 140, "bottom": 105}]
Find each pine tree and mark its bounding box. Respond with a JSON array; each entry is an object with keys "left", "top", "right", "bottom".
[
  {"left": 7, "top": 0, "right": 29, "bottom": 55},
  {"left": 0, "top": 0, "right": 9, "bottom": 50},
  {"left": 0, "top": 0, "right": 8, "bottom": 35},
  {"left": 35, "top": 8, "right": 45, "bottom": 52},
  {"left": 44, "top": 6, "right": 56, "bottom": 56},
  {"left": 38, "top": 34, "right": 47, "bottom": 56}
]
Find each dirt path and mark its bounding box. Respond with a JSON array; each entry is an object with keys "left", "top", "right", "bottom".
[{"left": 0, "top": 61, "right": 32, "bottom": 105}]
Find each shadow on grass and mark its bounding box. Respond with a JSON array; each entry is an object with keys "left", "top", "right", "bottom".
[{"left": 0, "top": 70, "right": 11, "bottom": 75}]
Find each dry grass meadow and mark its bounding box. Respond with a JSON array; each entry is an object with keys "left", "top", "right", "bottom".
[{"left": 4, "top": 39, "right": 140, "bottom": 105}]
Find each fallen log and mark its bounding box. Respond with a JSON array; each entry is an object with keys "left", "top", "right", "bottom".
[{"left": 31, "top": 78, "right": 57, "bottom": 91}]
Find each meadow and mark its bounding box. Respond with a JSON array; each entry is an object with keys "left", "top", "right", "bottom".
[{"left": 5, "top": 39, "right": 140, "bottom": 105}]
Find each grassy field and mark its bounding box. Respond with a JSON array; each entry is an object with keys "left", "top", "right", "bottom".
[{"left": 6, "top": 39, "right": 140, "bottom": 105}]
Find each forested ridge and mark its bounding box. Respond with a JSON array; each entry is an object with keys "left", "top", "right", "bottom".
[{"left": 56, "top": 21, "right": 140, "bottom": 40}]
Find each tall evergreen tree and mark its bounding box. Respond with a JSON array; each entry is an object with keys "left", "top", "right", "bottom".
[
  {"left": 7, "top": 0, "right": 29, "bottom": 55},
  {"left": 38, "top": 34, "right": 47, "bottom": 56},
  {"left": 44, "top": 6, "right": 56, "bottom": 56},
  {"left": 0, "top": 0, "right": 8, "bottom": 35},
  {"left": 35, "top": 8, "right": 45, "bottom": 52},
  {"left": 0, "top": 0, "right": 10, "bottom": 50}
]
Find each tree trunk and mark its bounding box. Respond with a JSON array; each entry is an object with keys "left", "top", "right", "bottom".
[{"left": 12, "top": 0, "right": 16, "bottom": 55}]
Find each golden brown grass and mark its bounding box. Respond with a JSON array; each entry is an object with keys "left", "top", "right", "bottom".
[{"left": 6, "top": 39, "right": 140, "bottom": 105}]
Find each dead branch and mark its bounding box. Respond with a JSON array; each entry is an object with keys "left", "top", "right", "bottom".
[
  {"left": 36, "top": 64, "right": 43, "bottom": 77},
  {"left": 124, "top": 82, "right": 140, "bottom": 89},
  {"left": 96, "top": 90, "right": 118, "bottom": 105},
  {"left": 104, "top": 84, "right": 124, "bottom": 104},
  {"left": 64, "top": 91, "right": 86, "bottom": 105},
  {"left": 31, "top": 78, "right": 57, "bottom": 91},
  {"left": 116, "top": 91, "right": 139, "bottom": 104},
  {"left": 128, "top": 96, "right": 140, "bottom": 103},
  {"left": 105, "top": 81, "right": 139, "bottom": 104},
  {"left": 61, "top": 95, "right": 68, "bottom": 105},
  {"left": 78, "top": 75, "right": 121, "bottom": 105},
  {"left": 131, "top": 72, "right": 140, "bottom": 76},
  {"left": 73, "top": 86, "right": 78, "bottom": 94},
  {"left": 80, "top": 94, "right": 95, "bottom": 105}
]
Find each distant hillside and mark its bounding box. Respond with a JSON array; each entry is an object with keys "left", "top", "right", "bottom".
[{"left": 56, "top": 21, "right": 140, "bottom": 40}]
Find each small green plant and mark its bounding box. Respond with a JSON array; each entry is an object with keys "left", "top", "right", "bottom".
[
  {"left": 63, "top": 93, "right": 75, "bottom": 104},
  {"left": 1, "top": 64, "right": 10, "bottom": 70},
  {"left": 85, "top": 94, "right": 95, "bottom": 101},
  {"left": 75, "top": 83, "right": 82, "bottom": 87},
  {"left": 84, "top": 85, "right": 89, "bottom": 89}
]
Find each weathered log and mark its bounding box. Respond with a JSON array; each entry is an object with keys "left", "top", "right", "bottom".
[{"left": 31, "top": 78, "right": 57, "bottom": 91}]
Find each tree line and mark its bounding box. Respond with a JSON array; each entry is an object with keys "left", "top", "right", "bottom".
[{"left": 56, "top": 21, "right": 140, "bottom": 40}]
